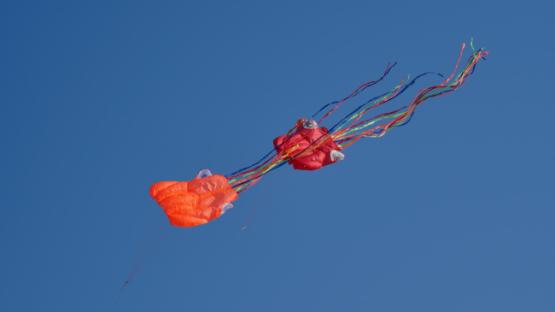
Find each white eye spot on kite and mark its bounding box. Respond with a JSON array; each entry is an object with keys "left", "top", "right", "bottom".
[
  {"left": 196, "top": 169, "right": 213, "bottom": 179},
  {"left": 330, "top": 150, "right": 345, "bottom": 162},
  {"left": 221, "top": 203, "right": 234, "bottom": 214},
  {"left": 303, "top": 119, "right": 319, "bottom": 129}
]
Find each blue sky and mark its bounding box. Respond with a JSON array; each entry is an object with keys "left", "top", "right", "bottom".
[{"left": 1, "top": 1, "right": 554, "bottom": 311}]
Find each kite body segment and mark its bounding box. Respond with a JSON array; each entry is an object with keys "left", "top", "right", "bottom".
[
  {"left": 150, "top": 170, "right": 237, "bottom": 227},
  {"left": 273, "top": 119, "right": 344, "bottom": 170}
]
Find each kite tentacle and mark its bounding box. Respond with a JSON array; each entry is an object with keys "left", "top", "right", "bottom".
[
  {"left": 313, "top": 62, "right": 397, "bottom": 124},
  {"left": 333, "top": 43, "right": 489, "bottom": 149}
]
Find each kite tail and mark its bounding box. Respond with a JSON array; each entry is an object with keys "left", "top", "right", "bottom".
[
  {"left": 333, "top": 41, "right": 488, "bottom": 149},
  {"left": 227, "top": 154, "right": 285, "bottom": 193},
  {"left": 312, "top": 62, "right": 397, "bottom": 124},
  {"left": 226, "top": 124, "right": 298, "bottom": 193}
]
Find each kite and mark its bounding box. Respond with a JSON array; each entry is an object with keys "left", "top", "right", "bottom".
[{"left": 150, "top": 41, "right": 489, "bottom": 227}]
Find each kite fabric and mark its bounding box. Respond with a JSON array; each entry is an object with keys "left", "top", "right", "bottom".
[
  {"left": 150, "top": 41, "right": 489, "bottom": 227},
  {"left": 150, "top": 170, "right": 238, "bottom": 227}
]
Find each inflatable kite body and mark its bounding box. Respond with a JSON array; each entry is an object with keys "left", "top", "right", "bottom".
[
  {"left": 150, "top": 41, "right": 489, "bottom": 227},
  {"left": 273, "top": 119, "right": 344, "bottom": 170},
  {"left": 150, "top": 170, "right": 237, "bottom": 227}
]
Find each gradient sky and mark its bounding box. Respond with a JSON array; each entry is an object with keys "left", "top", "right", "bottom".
[{"left": 2, "top": 1, "right": 554, "bottom": 311}]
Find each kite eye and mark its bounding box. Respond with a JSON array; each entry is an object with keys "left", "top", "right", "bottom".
[
  {"left": 196, "top": 169, "right": 213, "bottom": 179},
  {"left": 221, "top": 203, "right": 234, "bottom": 214},
  {"left": 303, "top": 119, "right": 319, "bottom": 129},
  {"left": 330, "top": 150, "right": 345, "bottom": 162}
]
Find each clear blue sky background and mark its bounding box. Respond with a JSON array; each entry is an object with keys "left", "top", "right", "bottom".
[{"left": 2, "top": 1, "right": 554, "bottom": 311}]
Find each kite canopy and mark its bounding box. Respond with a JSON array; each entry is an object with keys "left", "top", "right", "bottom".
[
  {"left": 150, "top": 170, "right": 238, "bottom": 227},
  {"left": 273, "top": 119, "right": 343, "bottom": 170}
]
